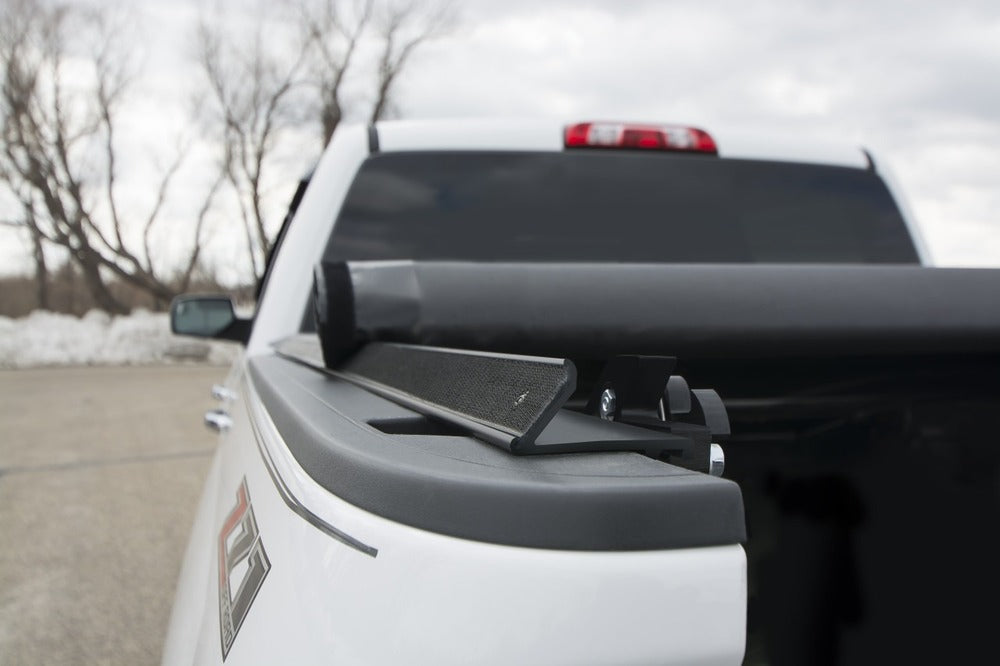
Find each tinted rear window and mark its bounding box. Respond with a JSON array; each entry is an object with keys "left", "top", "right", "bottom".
[{"left": 324, "top": 151, "right": 919, "bottom": 264}]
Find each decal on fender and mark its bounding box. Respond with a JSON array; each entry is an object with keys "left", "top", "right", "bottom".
[{"left": 218, "top": 477, "right": 271, "bottom": 660}]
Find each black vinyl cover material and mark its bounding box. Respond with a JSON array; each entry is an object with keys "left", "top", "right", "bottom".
[
  {"left": 248, "top": 354, "right": 746, "bottom": 551},
  {"left": 314, "top": 261, "right": 1000, "bottom": 363}
]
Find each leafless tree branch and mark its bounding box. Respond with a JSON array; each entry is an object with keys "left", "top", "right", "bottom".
[
  {"left": 370, "top": 0, "right": 454, "bottom": 123},
  {"left": 196, "top": 8, "right": 310, "bottom": 282},
  {"left": 298, "top": 0, "right": 374, "bottom": 143},
  {"left": 179, "top": 168, "right": 226, "bottom": 293},
  {"left": 142, "top": 143, "right": 189, "bottom": 278},
  {"left": 0, "top": 0, "right": 220, "bottom": 312}
]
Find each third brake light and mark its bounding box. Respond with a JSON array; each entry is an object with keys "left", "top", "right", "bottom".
[{"left": 564, "top": 122, "right": 718, "bottom": 154}]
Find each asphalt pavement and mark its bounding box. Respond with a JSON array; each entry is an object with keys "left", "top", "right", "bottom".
[{"left": 0, "top": 365, "right": 227, "bottom": 666}]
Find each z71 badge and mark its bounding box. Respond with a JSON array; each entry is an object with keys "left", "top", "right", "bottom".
[{"left": 218, "top": 477, "right": 271, "bottom": 660}]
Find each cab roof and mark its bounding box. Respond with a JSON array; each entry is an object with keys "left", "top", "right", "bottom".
[{"left": 373, "top": 118, "right": 871, "bottom": 169}]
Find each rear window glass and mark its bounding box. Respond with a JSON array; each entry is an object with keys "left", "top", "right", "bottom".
[{"left": 323, "top": 150, "right": 919, "bottom": 265}]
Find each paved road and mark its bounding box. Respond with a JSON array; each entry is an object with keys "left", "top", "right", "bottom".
[{"left": 0, "top": 365, "right": 227, "bottom": 666}]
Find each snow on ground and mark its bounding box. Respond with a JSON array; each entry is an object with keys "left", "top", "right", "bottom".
[{"left": 0, "top": 310, "right": 240, "bottom": 369}]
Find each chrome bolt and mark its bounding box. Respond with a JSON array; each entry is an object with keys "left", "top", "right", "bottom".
[
  {"left": 709, "top": 443, "right": 725, "bottom": 477},
  {"left": 204, "top": 409, "right": 233, "bottom": 433},
  {"left": 211, "top": 384, "right": 237, "bottom": 402},
  {"left": 599, "top": 388, "right": 617, "bottom": 421}
]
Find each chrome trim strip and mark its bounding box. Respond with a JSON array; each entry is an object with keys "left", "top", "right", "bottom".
[{"left": 242, "top": 372, "right": 379, "bottom": 558}]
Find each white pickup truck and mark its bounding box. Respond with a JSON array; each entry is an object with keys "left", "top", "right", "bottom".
[{"left": 163, "top": 120, "right": 1000, "bottom": 665}]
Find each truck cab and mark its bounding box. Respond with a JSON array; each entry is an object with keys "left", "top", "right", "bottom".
[{"left": 251, "top": 119, "right": 929, "bottom": 354}]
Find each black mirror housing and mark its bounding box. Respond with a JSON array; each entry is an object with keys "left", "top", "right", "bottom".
[{"left": 170, "top": 295, "right": 251, "bottom": 343}]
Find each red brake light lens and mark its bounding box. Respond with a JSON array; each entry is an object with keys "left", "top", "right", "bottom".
[{"left": 564, "top": 122, "right": 718, "bottom": 154}]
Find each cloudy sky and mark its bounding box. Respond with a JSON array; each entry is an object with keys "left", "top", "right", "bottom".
[
  {"left": 404, "top": 0, "right": 1000, "bottom": 266},
  {"left": 2, "top": 0, "right": 999, "bottom": 281}
]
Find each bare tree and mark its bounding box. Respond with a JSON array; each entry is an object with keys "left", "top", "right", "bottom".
[
  {"left": 0, "top": 154, "right": 49, "bottom": 308},
  {"left": 300, "top": 0, "right": 454, "bottom": 135},
  {"left": 197, "top": 0, "right": 453, "bottom": 282},
  {"left": 0, "top": 201, "right": 49, "bottom": 309},
  {"left": 298, "top": 0, "right": 374, "bottom": 145},
  {"left": 196, "top": 14, "right": 310, "bottom": 282},
  {"left": 0, "top": 0, "right": 216, "bottom": 312},
  {"left": 369, "top": 1, "right": 453, "bottom": 123}
]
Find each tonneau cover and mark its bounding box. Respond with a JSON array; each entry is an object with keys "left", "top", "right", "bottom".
[{"left": 315, "top": 261, "right": 1000, "bottom": 363}]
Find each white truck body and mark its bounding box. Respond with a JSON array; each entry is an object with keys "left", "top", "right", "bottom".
[
  {"left": 163, "top": 363, "right": 747, "bottom": 665},
  {"left": 163, "top": 119, "right": 936, "bottom": 665}
]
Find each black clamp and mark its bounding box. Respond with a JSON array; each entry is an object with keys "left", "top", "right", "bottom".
[{"left": 585, "top": 355, "right": 730, "bottom": 474}]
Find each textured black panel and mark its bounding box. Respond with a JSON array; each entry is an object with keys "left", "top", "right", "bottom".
[
  {"left": 273, "top": 335, "right": 707, "bottom": 459},
  {"left": 339, "top": 342, "right": 576, "bottom": 449}
]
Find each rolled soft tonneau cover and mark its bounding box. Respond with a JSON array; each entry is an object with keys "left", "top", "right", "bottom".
[{"left": 313, "top": 261, "right": 1000, "bottom": 365}]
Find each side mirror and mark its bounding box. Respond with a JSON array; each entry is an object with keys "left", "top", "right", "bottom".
[{"left": 170, "top": 295, "right": 251, "bottom": 343}]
